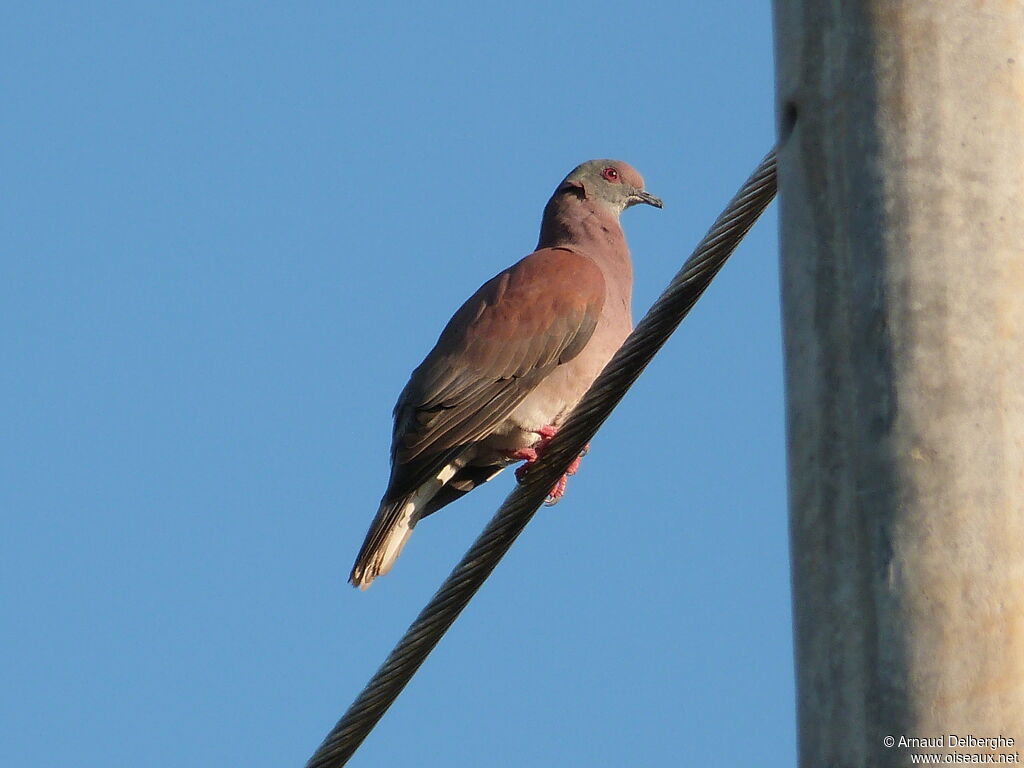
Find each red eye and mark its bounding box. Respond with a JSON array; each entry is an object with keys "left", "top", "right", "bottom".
[{"left": 602, "top": 167, "right": 619, "bottom": 182}]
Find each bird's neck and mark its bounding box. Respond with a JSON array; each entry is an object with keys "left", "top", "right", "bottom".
[
  {"left": 537, "top": 195, "right": 633, "bottom": 302},
  {"left": 538, "top": 195, "right": 628, "bottom": 251}
]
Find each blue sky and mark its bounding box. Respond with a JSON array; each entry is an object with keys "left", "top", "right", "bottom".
[{"left": 3, "top": 3, "right": 790, "bottom": 765}]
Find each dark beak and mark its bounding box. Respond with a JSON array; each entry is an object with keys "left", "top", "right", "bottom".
[{"left": 632, "top": 190, "right": 664, "bottom": 209}]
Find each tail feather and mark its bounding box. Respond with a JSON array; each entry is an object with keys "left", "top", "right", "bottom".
[{"left": 349, "top": 464, "right": 458, "bottom": 589}]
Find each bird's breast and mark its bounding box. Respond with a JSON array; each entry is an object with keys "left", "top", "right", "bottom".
[{"left": 482, "top": 302, "right": 632, "bottom": 456}]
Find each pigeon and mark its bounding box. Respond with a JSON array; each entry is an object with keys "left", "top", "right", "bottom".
[{"left": 350, "top": 159, "right": 662, "bottom": 588}]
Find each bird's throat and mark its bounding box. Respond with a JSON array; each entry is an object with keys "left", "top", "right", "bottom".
[{"left": 537, "top": 196, "right": 627, "bottom": 252}]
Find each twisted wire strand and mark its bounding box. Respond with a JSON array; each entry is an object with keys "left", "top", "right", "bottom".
[{"left": 306, "top": 150, "right": 777, "bottom": 768}]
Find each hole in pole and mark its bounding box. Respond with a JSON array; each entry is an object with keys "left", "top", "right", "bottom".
[{"left": 780, "top": 100, "right": 798, "bottom": 145}]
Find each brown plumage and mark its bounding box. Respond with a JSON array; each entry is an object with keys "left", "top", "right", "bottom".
[{"left": 350, "top": 159, "right": 662, "bottom": 588}]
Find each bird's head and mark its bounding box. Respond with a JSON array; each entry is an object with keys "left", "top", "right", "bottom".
[{"left": 556, "top": 159, "right": 663, "bottom": 214}]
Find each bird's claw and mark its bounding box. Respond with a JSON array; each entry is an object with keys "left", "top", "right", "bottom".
[
  {"left": 511, "top": 427, "right": 590, "bottom": 503},
  {"left": 544, "top": 474, "right": 569, "bottom": 505}
]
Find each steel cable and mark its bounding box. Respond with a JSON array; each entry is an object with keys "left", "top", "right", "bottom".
[{"left": 306, "top": 149, "right": 777, "bottom": 767}]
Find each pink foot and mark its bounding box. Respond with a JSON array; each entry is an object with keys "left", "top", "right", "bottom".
[
  {"left": 508, "top": 426, "right": 590, "bottom": 505},
  {"left": 510, "top": 425, "right": 556, "bottom": 482},
  {"left": 564, "top": 443, "right": 590, "bottom": 476},
  {"left": 545, "top": 474, "right": 570, "bottom": 505}
]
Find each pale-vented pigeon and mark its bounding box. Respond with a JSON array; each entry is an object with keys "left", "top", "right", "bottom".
[{"left": 350, "top": 160, "right": 662, "bottom": 589}]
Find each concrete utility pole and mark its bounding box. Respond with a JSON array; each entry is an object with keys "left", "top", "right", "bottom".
[{"left": 772, "top": 3, "right": 1024, "bottom": 766}]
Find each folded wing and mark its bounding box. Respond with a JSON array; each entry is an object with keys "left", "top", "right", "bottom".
[{"left": 385, "top": 246, "right": 607, "bottom": 502}]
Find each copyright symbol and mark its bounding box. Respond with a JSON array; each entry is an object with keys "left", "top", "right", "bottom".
[{"left": 884, "top": 736, "right": 895, "bottom": 748}]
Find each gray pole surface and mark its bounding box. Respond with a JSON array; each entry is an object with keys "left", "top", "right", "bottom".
[{"left": 772, "top": 2, "right": 1024, "bottom": 765}]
